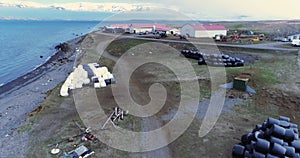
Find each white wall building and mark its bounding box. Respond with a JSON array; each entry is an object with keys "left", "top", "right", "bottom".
[
  {"left": 288, "top": 33, "right": 300, "bottom": 41},
  {"left": 181, "top": 24, "right": 227, "bottom": 38}
]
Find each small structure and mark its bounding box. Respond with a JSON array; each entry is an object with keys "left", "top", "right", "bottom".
[
  {"left": 233, "top": 77, "right": 249, "bottom": 91},
  {"left": 288, "top": 33, "right": 300, "bottom": 41},
  {"left": 181, "top": 24, "right": 227, "bottom": 38},
  {"left": 101, "top": 107, "right": 128, "bottom": 129},
  {"left": 62, "top": 145, "right": 94, "bottom": 158},
  {"left": 73, "top": 145, "right": 94, "bottom": 158}
]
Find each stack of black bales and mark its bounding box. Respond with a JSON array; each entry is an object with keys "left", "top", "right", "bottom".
[
  {"left": 232, "top": 116, "right": 300, "bottom": 158},
  {"left": 181, "top": 50, "right": 244, "bottom": 67}
]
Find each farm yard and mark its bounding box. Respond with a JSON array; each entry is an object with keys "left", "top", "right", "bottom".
[{"left": 23, "top": 22, "right": 300, "bottom": 158}]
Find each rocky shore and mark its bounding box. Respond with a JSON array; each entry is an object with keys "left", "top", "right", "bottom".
[{"left": 0, "top": 35, "right": 85, "bottom": 157}]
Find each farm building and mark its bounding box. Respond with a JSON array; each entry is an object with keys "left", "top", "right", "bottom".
[
  {"left": 105, "top": 24, "right": 172, "bottom": 34},
  {"left": 181, "top": 24, "right": 227, "bottom": 38},
  {"left": 288, "top": 33, "right": 300, "bottom": 41}
]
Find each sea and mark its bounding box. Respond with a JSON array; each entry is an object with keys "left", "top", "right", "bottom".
[{"left": 0, "top": 20, "right": 105, "bottom": 86}]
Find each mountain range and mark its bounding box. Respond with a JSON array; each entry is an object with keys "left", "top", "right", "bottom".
[{"left": 0, "top": 1, "right": 156, "bottom": 12}]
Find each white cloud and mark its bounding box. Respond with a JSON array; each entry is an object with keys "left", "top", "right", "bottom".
[{"left": 0, "top": 0, "right": 299, "bottom": 20}]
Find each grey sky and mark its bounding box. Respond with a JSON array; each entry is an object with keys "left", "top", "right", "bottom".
[{"left": 1, "top": 0, "right": 299, "bottom": 20}]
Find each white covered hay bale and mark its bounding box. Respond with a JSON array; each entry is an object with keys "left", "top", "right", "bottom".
[
  {"left": 100, "top": 81, "right": 107, "bottom": 88},
  {"left": 83, "top": 78, "right": 90, "bottom": 85}
]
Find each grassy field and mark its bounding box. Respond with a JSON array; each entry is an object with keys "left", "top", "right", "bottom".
[{"left": 25, "top": 33, "right": 300, "bottom": 157}]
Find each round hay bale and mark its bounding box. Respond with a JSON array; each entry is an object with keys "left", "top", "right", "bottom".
[
  {"left": 268, "top": 117, "right": 280, "bottom": 127},
  {"left": 255, "top": 138, "right": 270, "bottom": 153},
  {"left": 291, "top": 140, "right": 300, "bottom": 152},
  {"left": 270, "top": 124, "right": 286, "bottom": 139},
  {"left": 270, "top": 136, "right": 284, "bottom": 145},
  {"left": 271, "top": 143, "right": 286, "bottom": 157},
  {"left": 244, "top": 150, "right": 252, "bottom": 158},
  {"left": 283, "top": 145, "right": 295, "bottom": 157},
  {"left": 290, "top": 123, "right": 298, "bottom": 129},
  {"left": 279, "top": 116, "right": 290, "bottom": 122},
  {"left": 265, "top": 153, "right": 278, "bottom": 158},
  {"left": 279, "top": 120, "right": 290, "bottom": 128},
  {"left": 253, "top": 149, "right": 266, "bottom": 158},
  {"left": 254, "top": 131, "right": 265, "bottom": 140},
  {"left": 232, "top": 144, "right": 245, "bottom": 157},
  {"left": 284, "top": 128, "right": 295, "bottom": 142},
  {"left": 241, "top": 133, "right": 252, "bottom": 145},
  {"left": 245, "top": 144, "right": 253, "bottom": 152}
]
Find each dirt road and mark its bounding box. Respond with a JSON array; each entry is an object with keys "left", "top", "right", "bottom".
[
  {"left": 96, "top": 32, "right": 298, "bottom": 52},
  {"left": 95, "top": 34, "right": 172, "bottom": 157}
]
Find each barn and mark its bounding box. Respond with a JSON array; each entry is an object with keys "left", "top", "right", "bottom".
[{"left": 181, "top": 24, "right": 227, "bottom": 38}]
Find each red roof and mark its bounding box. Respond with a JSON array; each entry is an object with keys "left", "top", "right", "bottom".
[{"left": 189, "top": 24, "right": 227, "bottom": 31}]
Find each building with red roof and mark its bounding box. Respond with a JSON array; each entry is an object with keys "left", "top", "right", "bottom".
[{"left": 181, "top": 24, "right": 227, "bottom": 38}]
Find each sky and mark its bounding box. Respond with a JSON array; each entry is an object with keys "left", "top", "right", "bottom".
[{"left": 0, "top": 0, "right": 299, "bottom": 21}]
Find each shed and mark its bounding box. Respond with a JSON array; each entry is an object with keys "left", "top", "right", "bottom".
[
  {"left": 181, "top": 24, "right": 227, "bottom": 38},
  {"left": 233, "top": 77, "right": 249, "bottom": 91},
  {"left": 288, "top": 33, "right": 300, "bottom": 41}
]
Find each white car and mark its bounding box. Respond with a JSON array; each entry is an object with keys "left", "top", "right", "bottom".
[{"left": 292, "top": 39, "right": 300, "bottom": 46}]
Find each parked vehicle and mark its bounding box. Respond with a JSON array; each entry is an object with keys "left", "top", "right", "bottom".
[{"left": 292, "top": 39, "right": 300, "bottom": 46}]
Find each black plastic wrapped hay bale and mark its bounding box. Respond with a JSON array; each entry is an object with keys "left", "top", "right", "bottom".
[
  {"left": 291, "top": 140, "right": 300, "bottom": 152},
  {"left": 279, "top": 116, "right": 290, "bottom": 122},
  {"left": 270, "top": 124, "right": 286, "bottom": 139},
  {"left": 255, "top": 138, "right": 270, "bottom": 153},
  {"left": 279, "top": 120, "right": 290, "bottom": 128},
  {"left": 284, "top": 145, "right": 296, "bottom": 157},
  {"left": 284, "top": 128, "right": 296, "bottom": 142},
  {"left": 232, "top": 144, "right": 245, "bottom": 157},
  {"left": 265, "top": 153, "right": 279, "bottom": 158},
  {"left": 241, "top": 133, "right": 252, "bottom": 145},
  {"left": 267, "top": 117, "right": 280, "bottom": 128},
  {"left": 270, "top": 136, "right": 284, "bottom": 146},
  {"left": 253, "top": 149, "right": 266, "bottom": 158},
  {"left": 233, "top": 116, "right": 300, "bottom": 158},
  {"left": 271, "top": 143, "right": 286, "bottom": 157}
]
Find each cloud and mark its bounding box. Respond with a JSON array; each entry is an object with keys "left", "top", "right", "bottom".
[{"left": 0, "top": 0, "right": 299, "bottom": 20}]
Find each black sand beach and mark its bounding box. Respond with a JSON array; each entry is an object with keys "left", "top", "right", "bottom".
[{"left": 0, "top": 35, "right": 85, "bottom": 157}]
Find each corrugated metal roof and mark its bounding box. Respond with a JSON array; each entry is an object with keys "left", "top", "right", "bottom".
[{"left": 189, "top": 24, "right": 227, "bottom": 31}]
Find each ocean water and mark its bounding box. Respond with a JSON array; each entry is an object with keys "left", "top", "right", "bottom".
[{"left": 0, "top": 20, "right": 103, "bottom": 86}]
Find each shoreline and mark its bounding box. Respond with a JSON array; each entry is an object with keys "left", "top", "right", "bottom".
[
  {"left": 0, "top": 35, "right": 86, "bottom": 157},
  {"left": 0, "top": 35, "right": 85, "bottom": 97}
]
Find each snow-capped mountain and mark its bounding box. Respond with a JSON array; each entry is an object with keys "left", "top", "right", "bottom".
[{"left": 0, "top": 0, "right": 155, "bottom": 12}]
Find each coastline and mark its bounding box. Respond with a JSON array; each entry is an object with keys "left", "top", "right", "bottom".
[
  {"left": 0, "top": 35, "right": 85, "bottom": 96},
  {"left": 0, "top": 35, "right": 86, "bottom": 157}
]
